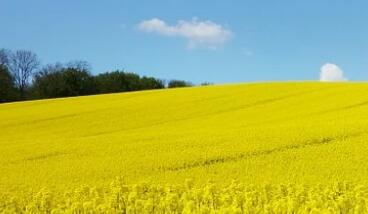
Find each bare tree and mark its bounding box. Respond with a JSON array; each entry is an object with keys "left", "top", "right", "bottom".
[
  {"left": 40, "top": 62, "right": 64, "bottom": 74},
  {"left": 8, "top": 50, "right": 40, "bottom": 98},
  {"left": 66, "top": 60, "right": 91, "bottom": 72}
]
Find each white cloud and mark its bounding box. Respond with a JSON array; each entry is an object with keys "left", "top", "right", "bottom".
[
  {"left": 319, "top": 63, "right": 348, "bottom": 82},
  {"left": 138, "top": 18, "right": 232, "bottom": 49}
]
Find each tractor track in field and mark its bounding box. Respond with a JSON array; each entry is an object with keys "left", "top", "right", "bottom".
[
  {"left": 8, "top": 151, "right": 69, "bottom": 165},
  {"left": 159, "top": 133, "right": 362, "bottom": 172}
]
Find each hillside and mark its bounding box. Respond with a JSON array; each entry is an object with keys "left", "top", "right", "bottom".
[
  {"left": 2, "top": 82, "right": 368, "bottom": 212},
  {"left": 1, "top": 82, "right": 368, "bottom": 191}
]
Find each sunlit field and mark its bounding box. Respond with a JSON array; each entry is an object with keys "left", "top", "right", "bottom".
[{"left": 1, "top": 82, "right": 368, "bottom": 213}]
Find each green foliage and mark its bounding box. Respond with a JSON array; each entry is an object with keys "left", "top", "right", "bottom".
[
  {"left": 168, "top": 79, "right": 193, "bottom": 88},
  {"left": 140, "top": 76, "right": 165, "bottom": 90},
  {"left": 200, "top": 82, "right": 213, "bottom": 86},
  {"left": 95, "top": 71, "right": 164, "bottom": 93},
  {"left": 0, "top": 48, "right": 193, "bottom": 103},
  {"left": 0, "top": 65, "right": 17, "bottom": 103},
  {"left": 32, "top": 66, "right": 97, "bottom": 98},
  {"left": 32, "top": 68, "right": 166, "bottom": 99}
]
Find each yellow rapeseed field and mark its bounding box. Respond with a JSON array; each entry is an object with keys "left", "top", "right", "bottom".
[{"left": 1, "top": 82, "right": 368, "bottom": 213}]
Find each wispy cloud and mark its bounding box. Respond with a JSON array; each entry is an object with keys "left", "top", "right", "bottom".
[
  {"left": 320, "top": 63, "right": 348, "bottom": 82},
  {"left": 138, "top": 18, "right": 232, "bottom": 49}
]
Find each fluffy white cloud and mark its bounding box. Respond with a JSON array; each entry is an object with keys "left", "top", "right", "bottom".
[
  {"left": 138, "top": 18, "right": 232, "bottom": 49},
  {"left": 319, "top": 63, "right": 348, "bottom": 82}
]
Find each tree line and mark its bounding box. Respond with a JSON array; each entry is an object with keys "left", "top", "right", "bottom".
[{"left": 0, "top": 49, "right": 197, "bottom": 103}]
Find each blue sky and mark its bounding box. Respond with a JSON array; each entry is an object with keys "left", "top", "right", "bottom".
[{"left": 0, "top": 0, "right": 367, "bottom": 83}]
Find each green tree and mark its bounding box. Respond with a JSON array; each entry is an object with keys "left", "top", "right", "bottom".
[
  {"left": 168, "top": 79, "right": 193, "bottom": 88},
  {"left": 95, "top": 71, "right": 165, "bottom": 93},
  {"left": 140, "top": 76, "right": 165, "bottom": 90},
  {"left": 32, "top": 63, "right": 96, "bottom": 98},
  {"left": 0, "top": 65, "right": 17, "bottom": 103}
]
